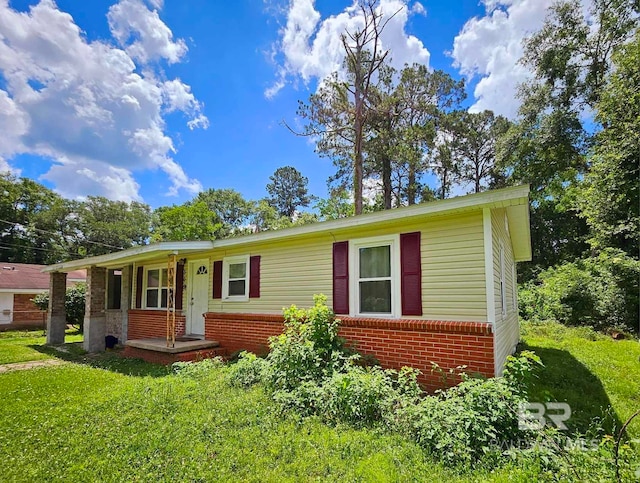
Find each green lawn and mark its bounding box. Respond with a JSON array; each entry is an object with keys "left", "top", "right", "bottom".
[
  {"left": 521, "top": 321, "right": 640, "bottom": 438},
  {"left": 0, "top": 324, "right": 637, "bottom": 482},
  {"left": 0, "top": 329, "right": 82, "bottom": 364}
]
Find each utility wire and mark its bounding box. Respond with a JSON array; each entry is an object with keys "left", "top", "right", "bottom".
[
  {"left": 0, "top": 242, "right": 85, "bottom": 259},
  {"left": 0, "top": 218, "right": 125, "bottom": 250}
]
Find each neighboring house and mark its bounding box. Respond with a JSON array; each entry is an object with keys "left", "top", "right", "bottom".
[
  {"left": 0, "top": 263, "right": 85, "bottom": 330},
  {"left": 44, "top": 185, "right": 531, "bottom": 390}
]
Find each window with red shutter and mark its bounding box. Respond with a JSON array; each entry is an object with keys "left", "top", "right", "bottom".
[
  {"left": 332, "top": 241, "right": 349, "bottom": 314},
  {"left": 400, "top": 232, "right": 422, "bottom": 316}
]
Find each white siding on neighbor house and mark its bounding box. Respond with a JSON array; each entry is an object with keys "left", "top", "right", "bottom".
[
  {"left": 0, "top": 292, "right": 12, "bottom": 324},
  {"left": 491, "top": 208, "right": 519, "bottom": 375}
]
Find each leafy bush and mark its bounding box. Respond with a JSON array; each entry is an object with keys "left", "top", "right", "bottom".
[
  {"left": 263, "top": 294, "right": 355, "bottom": 393},
  {"left": 391, "top": 352, "right": 542, "bottom": 467},
  {"left": 227, "top": 351, "right": 268, "bottom": 388},
  {"left": 221, "top": 296, "right": 547, "bottom": 470},
  {"left": 320, "top": 366, "right": 398, "bottom": 427},
  {"left": 519, "top": 250, "right": 639, "bottom": 333},
  {"left": 32, "top": 283, "right": 87, "bottom": 332}
]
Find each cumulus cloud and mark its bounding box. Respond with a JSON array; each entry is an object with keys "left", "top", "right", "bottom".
[
  {"left": 410, "top": 2, "right": 426, "bottom": 16},
  {"left": 0, "top": 0, "right": 207, "bottom": 201},
  {"left": 266, "top": 0, "right": 430, "bottom": 98},
  {"left": 451, "top": 0, "right": 556, "bottom": 118}
]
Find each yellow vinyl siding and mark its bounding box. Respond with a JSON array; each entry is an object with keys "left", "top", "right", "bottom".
[
  {"left": 203, "top": 211, "right": 486, "bottom": 321},
  {"left": 491, "top": 208, "right": 520, "bottom": 375},
  {"left": 209, "top": 236, "right": 333, "bottom": 314},
  {"left": 130, "top": 211, "right": 487, "bottom": 322}
]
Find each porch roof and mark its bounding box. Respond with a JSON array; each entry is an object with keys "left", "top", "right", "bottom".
[{"left": 43, "top": 185, "right": 532, "bottom": 273}]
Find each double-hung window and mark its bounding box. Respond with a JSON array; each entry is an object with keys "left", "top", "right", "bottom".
[
  {"left": 352, "top": 236, "right": 399, "bottom": 317},
  {"left": 223, "top": 256, "right": 249, "bottom": 301},
  {"left": 145, "top": 267, "right": 168, "bottom": 309}
]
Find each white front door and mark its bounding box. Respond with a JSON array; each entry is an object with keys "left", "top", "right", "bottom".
[{"left": 186, "top": 259, "right": 209, "bottom": 336}]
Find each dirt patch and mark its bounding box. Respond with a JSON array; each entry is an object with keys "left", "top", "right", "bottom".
[{"left": 0, "top": 359, "right": 66, "bottom": 373}]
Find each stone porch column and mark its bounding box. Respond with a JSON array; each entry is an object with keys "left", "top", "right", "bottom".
[
  {"left": 84, "top": 266, "right": 107, "bottom": 352},
  {"left": 120, "top": 265, "right": 132, "bottom": 342},
  {"left": 46, "top": 272, "right": 67, "bottom": 345}
]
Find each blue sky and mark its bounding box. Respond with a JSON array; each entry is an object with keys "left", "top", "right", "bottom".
[{"left": 0, "top": 0, "right": 557, "bottom": 208}]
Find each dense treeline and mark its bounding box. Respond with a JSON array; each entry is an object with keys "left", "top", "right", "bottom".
[
  {"left": 1, "top": 0, "right": 637, "bottom": 331},
  {"left": 0, "top": 165, "right": 316, "bottom": 263}
]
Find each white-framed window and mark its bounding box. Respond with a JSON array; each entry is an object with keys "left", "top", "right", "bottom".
[
  {"left": 499, "top": 242, "right": 507, "bottom": 316},
  {"left": 144, "top": 265, "right": 169, "bottom": 309},
  {"left": 351, "top": 235, "right": 400, "bottom": 317},
  {"left": 222, "top": 255, "right": 250, "bottom": 301}
]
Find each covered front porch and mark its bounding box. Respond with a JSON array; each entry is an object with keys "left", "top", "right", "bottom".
[{"left": 43, "top": 242, "right": 222, "bottom": 363}]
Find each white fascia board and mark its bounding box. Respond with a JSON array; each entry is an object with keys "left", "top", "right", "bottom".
[
  {"left": 42, "top": 241, "right": 215, "bottom": 273},
  {"left": 44, "top": 185, "right": 530, "bottom": 273},
  {"left": 213, "top": 185, "right": 531, "bottom": 249}
]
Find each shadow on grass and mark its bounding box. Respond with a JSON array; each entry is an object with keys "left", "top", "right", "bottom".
[
  {"left": 521, "top": 342, "right": 623, "bottom": 436},
  {"left": 29, "top": 343, "right": 172, "bottom": 378}
]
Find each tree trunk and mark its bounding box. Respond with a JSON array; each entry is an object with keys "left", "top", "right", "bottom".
[
  {"left": 441, "top": 168, "right": 448, "bottom": 199},
  {"left": 382, "top": 154, "right": 392, "bottom": 209},
  {"left": 407, "top": 164, "right": 417, "bottom": 205}
]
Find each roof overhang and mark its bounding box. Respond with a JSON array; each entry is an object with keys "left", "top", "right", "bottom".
[
  {"left": 44, "top": 185, "right": 532, "bottom": 272},
  {"left": 43, "top": 241, "right": 215, "bottom": 273}
]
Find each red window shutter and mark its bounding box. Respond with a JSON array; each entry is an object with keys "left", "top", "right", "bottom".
[
  {"left": 332, "top": 241, "right": 349, "bottom": 314},
  {"left": 212, "top": 260, "right": 223, "bottom": 299},
  {"left": 249, "top": 255, "right": 261, "bottom": 298},
  {"left": 135, "top": 266, "right": 143, "bottom": 309},
  {"left": 175, "top": 260, "right": 185, "bottom": 310},
  {"left": 400, "top": 232, "right": 422, "bottom": 316}
]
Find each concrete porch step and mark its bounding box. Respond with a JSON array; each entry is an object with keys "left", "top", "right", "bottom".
[
  {"left": 122, "top": 345, "right": 228, "bottom": 365},
  {"left": 125, "top": 338, "right": 218, "bottom": 354}
]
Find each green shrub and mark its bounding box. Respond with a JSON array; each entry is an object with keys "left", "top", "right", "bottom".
[
  {"left": 392, "top": 352, "right": 542, "bottom": 467},
  {"left": 227, "top": 351, "right": 268, "bottom": 388},
  {"left": 263, "top": 294, "right": 355, "bottom": 393},
  {"left": 320, "top": 366, "right": 394, "bottom": 427},
  {"left": 519, "top": 250, "right": 639, "bottom": 332},
  {"left": 32, "top": 283, "right": 87, "bottom": 332}
]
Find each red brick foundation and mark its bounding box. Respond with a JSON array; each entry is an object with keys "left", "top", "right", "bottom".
[
  {"left": 128, "top": 310, "right": 186, "bottom": 340},
  {"left": 204, "top": 313, "right": 284, "bottom": 356},
  {"left": 204, "top": 312, "right": 494, "bottom": 390}
]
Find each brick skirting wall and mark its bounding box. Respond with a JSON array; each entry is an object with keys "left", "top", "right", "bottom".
[
  {"left": 204, "top": 313, "right": 284, "bottom": 356},
  {"left": 204, "top": 312, "right": 494, "bottom": 390},
  {"left": 128, "top": 310, "right": 186, "bottom": 340}
]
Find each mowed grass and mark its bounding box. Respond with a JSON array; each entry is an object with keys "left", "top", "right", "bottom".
[
  {"left": 521, "top": 321, "right": 640, "bottom": 438},
  {"left": 0, "top": 329, "right": 82, "bottom": 364},
  {"left": 0, "top": 362, "right": 491, "bottom": 483},
  {"left": 0, "top": 324, "right": 637, "bottom": 481}
]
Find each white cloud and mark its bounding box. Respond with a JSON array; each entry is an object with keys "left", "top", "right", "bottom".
[
  {"left": 107, "top": 0, "right": 187, "bottom": 64},
  {"left": 267, "top": 0, "right": 430, "bottom": 98},
  {"left": 0, "top": 0, "right": 207, "bottom": 201},
  {"left": 451, "top": 0, "right": 555, "bottom": 118},
  {"left": 410, "top": 2, "right": 426, "bottom": 16}
]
